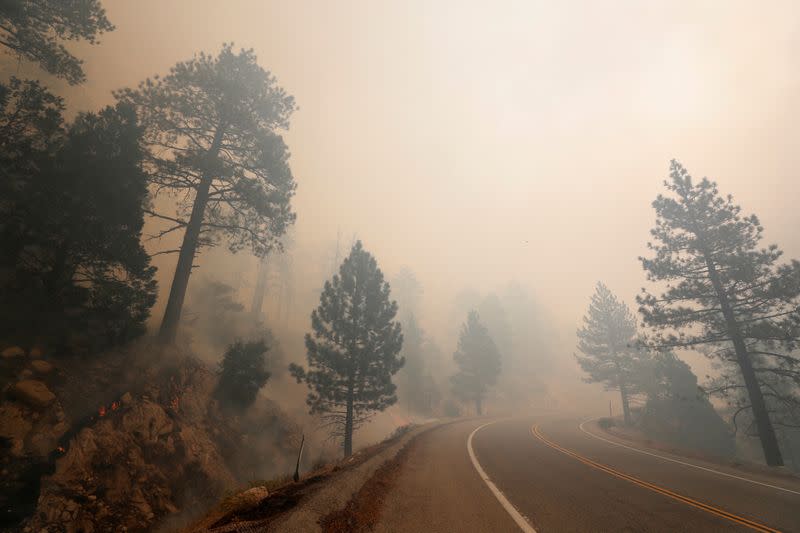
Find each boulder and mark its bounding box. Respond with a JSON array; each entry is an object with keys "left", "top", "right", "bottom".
[
  {"left": 225, "top": 486, "right": 269, "bottom": 513},
  {"left": 11, "top": 380, "right": 56, "bottom": 408},
  {"left": 29, "top": 346, "right": 46, "bottom": 359},
  {"left": 1, "top": 346, "right": 25, "bottom": 359},
  {"left": 30, "top": 360, "right": 54, "bottom": 375}
]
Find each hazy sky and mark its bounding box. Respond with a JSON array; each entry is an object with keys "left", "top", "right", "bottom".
[{"left": 32, "top": 1, "right": 800, "bottom": 373}]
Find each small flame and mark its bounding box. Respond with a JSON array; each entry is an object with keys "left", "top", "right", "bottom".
[
  {"left": 111, "top": 401, "right": 120, "bottom": 411},
  {"left": 56, "top": 446, "right": 65, "bottom": 454},
  {"left": 98, "top": 406, "right": 107, "bottom": 417}
]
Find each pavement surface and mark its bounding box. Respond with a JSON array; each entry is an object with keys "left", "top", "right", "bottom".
[{"left": 374, "top": 416, "right": 800, "bottom": 532}]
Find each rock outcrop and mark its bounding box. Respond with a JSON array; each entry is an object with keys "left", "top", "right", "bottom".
[
  {"left": 10, "top": 380, "right": 56, "bottom": 408},
  {"left": 1, "top": 343, "right": 301, "bottom": 533}
]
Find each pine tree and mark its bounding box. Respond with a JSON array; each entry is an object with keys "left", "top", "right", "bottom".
[
  {"left": 638, "top": 160, "right": 800, "bottom": 466},
  {"left": 576, "top": 282, "right": 643, "bottom": 425},
  {"left": 0, "top": 0, "right": 114, "bottom": 84},
  {"left": 115, "top": 43, "right": 297, "bottom": 343},
  {"left": 290, "top": 241, "right": 404, "bottom": 457},
  {"left": 450, "top": 311, "right": 501, "bottom": 415},
  {"left": 398, "top": 313, "right": 430, "bottom": 414},
  {"left": 0, "top": 79, "right": 156, "bottom": 346}
]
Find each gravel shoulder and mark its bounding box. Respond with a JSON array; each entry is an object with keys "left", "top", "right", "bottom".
[{"left": 187, "top": 421, "right": 448, "bottom": 533}]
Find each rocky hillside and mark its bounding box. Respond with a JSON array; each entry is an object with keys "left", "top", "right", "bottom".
[{"left": 0, "top": 341, "right": 301, "bottom": 532}]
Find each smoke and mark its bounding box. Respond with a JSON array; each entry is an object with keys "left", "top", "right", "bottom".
[{"left": 5, "top": 0, "right": 798, "bottom": 445}]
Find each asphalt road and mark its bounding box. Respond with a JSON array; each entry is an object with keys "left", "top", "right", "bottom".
[{"left": 375, "top": 416, "right": 800, "bottom": 532}]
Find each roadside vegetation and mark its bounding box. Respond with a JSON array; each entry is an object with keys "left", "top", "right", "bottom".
[{"left": 576, "top": 162, "right": 800, "bottom": 466}]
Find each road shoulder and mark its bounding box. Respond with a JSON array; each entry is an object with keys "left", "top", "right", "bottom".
[{"left": 589, "top": 419, "right": 800, "bottom": 491}]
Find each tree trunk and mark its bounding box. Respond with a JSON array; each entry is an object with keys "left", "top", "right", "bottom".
[
  {"left": 157, "top": 128, "right": 225, "bottom": 344},
  {"left": 250, "top": 256, "right": 268, "bottom": 320},
  {"left": 618, "top": 379, "right": 632, "bottom": 425},
  {"left": 344, "top": 388, "right": 354, "bottom": 458},
  {"left": 476, "top": 396, "right": 483, "bottom": 416},
  {"left": 705, "top": 255, "right": 783, "bottom": 466}
]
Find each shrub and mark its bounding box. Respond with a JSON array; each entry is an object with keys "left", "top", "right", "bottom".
[{"left": 215, "top": 340, "right": 270, "bottom": 410}]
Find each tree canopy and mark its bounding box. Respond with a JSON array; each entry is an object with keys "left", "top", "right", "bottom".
[
  {"left": 290, "top": 241, "right": 404, "bottom": 457},
  {"left": 0, "top": 0, "right": 114, "bottom": 84},
  {"left": 450, "top": 310, "right": 501, "bottom": 415},
  {"left": 638, "top": 160, "right": 800, "bottom": 466},
  {"left": 576, "top": 282, "right": 644, "bottom": 424},
  {"left": 0, "top": 78, "right": 156, "bottom": 346},
  {"left": 115, "top": 43, "right": 297, "bottom": 343}
]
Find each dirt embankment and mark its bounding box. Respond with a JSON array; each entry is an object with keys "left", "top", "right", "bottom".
[{"left": 190, "top": 421, "right": 447, "bottom": 533}]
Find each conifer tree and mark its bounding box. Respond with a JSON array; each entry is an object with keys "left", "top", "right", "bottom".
[
  {"left": 398, "top": 313, "right": 430, "bottom": 414},
  {"left": 0, "top": 79, "right": 156, "bottom": 345},
  {"left": 638, "top": 160, "right": 800, "bottom": 466},
  {"left": 290, "top": 241, "right": 404, "bottom": 457},
  {"left": 450, "top": 311, "right": 501, "bottom": 415},
  {"left": 116, "top": 43, "right": 297, "bottom": 343},
  {"left": 0, "top": 0, "right": 114, "bottom": 84},
  {"left": 576, "top": 282, "right": 643, "bottom": 424}
]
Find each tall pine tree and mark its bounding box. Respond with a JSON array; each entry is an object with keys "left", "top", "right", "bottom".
[
  {"left": 115, "top": 43, "right": 297, "bottom": 343},
  {"left": 638, "top": 160, "right": 800, "bottom": 466},
  {"left": 576, "top": 282, "right": 643, "bottom": 425},
  {"left": 450, "top": 311, "right": 501, "bottom": 415},
  {"left": 290, "top": 241, "right": 404, "bottom": 457}
]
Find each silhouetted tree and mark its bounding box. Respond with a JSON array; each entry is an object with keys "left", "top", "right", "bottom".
[
  {"left": 638, "top": 160, "right": 800, "bottom": 466},
  {"left": 116, "top": 43, "right": 297, "bottom": 343},
  {"left": 290, "top": 241, "right": 404, "bottom": 457},
  {"left": 576, "top": 282, "right": 643, "bottom": 425},
  {"left": 216, "top": 340, "right": 271, "bottom": 410},
  {"left": 398, "top": 313, "right": 439, "bottom": 414},
  {"left": 0, "top": 0, "right": 113, "bottom": 84},
  {"left": 451, "top": 311, "right": 501, "bottom": 415},
  {"left": 0, "top": 79, "right": 156, "bottom": 346},
  {"left": 392, "top": 267, "right": 422, "bottom": 321}
]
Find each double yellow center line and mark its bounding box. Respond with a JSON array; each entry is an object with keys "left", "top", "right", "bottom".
[{"left": 531, "top": 425, "right": 780, "bottom": 533}]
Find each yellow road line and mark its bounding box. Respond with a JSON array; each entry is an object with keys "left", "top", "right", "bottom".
[{"left": 531, "top": 425, "right": 781, "bottom": 533}]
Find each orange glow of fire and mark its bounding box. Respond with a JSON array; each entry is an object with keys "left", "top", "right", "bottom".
[
  {"left": 111, "top": 401, "right": 120, "bottom": 411},
  {"left": 98, "top": 405, "right": 107, "bottom": 417},
  {"left": 56, "top": 446, "right": 65, "bottom": 453}
]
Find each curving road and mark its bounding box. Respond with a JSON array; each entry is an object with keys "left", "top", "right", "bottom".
[{"left": 374, "top": 416, "right": 800, "bottom": 532}]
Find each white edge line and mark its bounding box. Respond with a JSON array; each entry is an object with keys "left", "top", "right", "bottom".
[
  {"left": 579, "top": 417, "right": 800, "bottom": 497},
  {"left": 467, "top": 420, "right": 538, "bottom": 533}
]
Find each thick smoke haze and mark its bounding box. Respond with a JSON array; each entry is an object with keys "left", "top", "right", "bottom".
[
  {"left": 6, "top": 3, "right": 800, "bottom": 531},
  {"left": 17, "top": 0, "right": 800, "bottom": 411}
]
